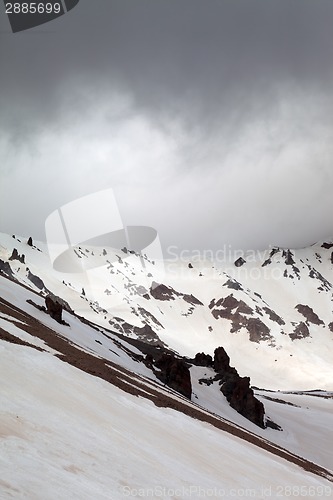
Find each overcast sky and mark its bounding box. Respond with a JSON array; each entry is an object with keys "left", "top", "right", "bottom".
[{"left": 1, "top": 0, "right": 333, "bottom": 254}]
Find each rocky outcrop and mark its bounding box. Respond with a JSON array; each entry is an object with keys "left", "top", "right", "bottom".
[
  {"left": 214, "top": 346, "right": 235, "bottom": 373},
  {"left": 45, "top": 296, "right": 64, "bottom": 324},
  {"left": 295, "top": 304, "right": 324, "bottom": 325},
  {"left": 150, "top": 282, "right": 203, "bottom": 306},
  {"left": 283, "top": 249, "right": 295, "bottom": 266},
  {"left": 321, "top": 242, "right": 333, "bottom": 249},
  {"left": 212, "top": 347, "right": 265, "bottom": 428},
  {"left": 289, "top": 322, "right": 310, "bottom": 340},
  {"left": 262, "top": 306, "right": 285, "bottom": 326},
  {"left": 234, "top": 257, "right": 246, "bottom": 267},
  {"left": 44, "top": 295, "right": 70, "bottom": 325},
  {"left": 27, "top": 270, "right": 45, "bottom": 290},
  {"left": 0, "top": 259, "right": 14, "bottom": 278},
  {"left": 246, "top": 318, "right": 271, "bottom": 343},
  {"left": 209, "top": 295, "right": 273, "bottom": 343},
  {"left": 150, "top": 282, "right": 178, "bottom": 301},
  {"left": 221, "top": 375, "right": 265, "bottom": 428},
  {"left": 191, "top": 352, "right": 213, "bottom": 367},
  {"left": 27, "top": 237, "right": 33, "bottom": 247},
  {"left": 110, "top": 318, "right": 166, "bottom": 347},
  {"left": 223, "top": 279, "right": 243, "bottom": 291},
  {"left": 155, "top": 353, "right": 192, "bottom": 398},
  {"left": 9, "top": 248, "right": 25, "bottom": 263}
]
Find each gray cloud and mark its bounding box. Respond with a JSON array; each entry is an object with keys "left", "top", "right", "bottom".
[{"left": 1, "top": 0, "right": 333, "bottom": 252}]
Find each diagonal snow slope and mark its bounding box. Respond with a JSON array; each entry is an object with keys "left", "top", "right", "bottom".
[
  {"left": 0, "top": 278, "right": 332, "bottom": 487},
  {"left": 1, "top": 340, "right": 332, "bottom": 500}
]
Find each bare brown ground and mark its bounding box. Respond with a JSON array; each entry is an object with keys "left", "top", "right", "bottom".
[{"left": 0, "top": 291, "right": 332, "bottom": 483}]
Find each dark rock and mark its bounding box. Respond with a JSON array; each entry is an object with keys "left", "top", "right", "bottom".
[
  {"left": 295, "top": 304, "right": 324, "bottom": 325},
  {"left": 193, "top": 352, "right": 213, "bottom": 367},
  {"left": 266, "top": 419, "right": 283, "bottom": 431},
  {"left": 114, "top": 320, "right": 165, "bottom": 347},
  {"left": 263, "top": 307, "right": 285, "bottom": 326},
  {"left": 182, "top": 293, "right": 203, "bottom": 306},
  {"left": 0, "top": 257, "right": 14, "bottom": 274},
  {"left": 9, "top": 248, "right": 25, "bottom": 263},
  {"left": 214, "top": 346, "right": 232, "bottom": 372},
  {"left": 283, "top": 249, "right": 295, "bottom": 266},
  {"left": 289, "top": 322, "right": 310, "bottom": 340},
  {"left": 45, "top": 295, "right": 68, "bottom": 325},
  {"left": 329, "top": 322, "right": 333, "bottom": 333},
  {"left": 331, "top": 252, "right": 333, "bottom": 265},
  {"left": 188, "top": 262, "right": 193, "bottom": 268},
  {"left": 27, "top": 270, "right": 45, "bottom": 290},
  {"left": 210, "top": 295, "right": 272, "bottom": 343},
  {"left": 221, "top": 376, "right": 265, "bottom": 428},
  {"left": 150, "top": 282, "right": 177, "bottom": 301},
  {"left": 212, "top": 347, "right": 265, "bottom": 428},
  {"left": 144, "top": 353, "right": 154, "bottom": 368},
  {"left": 262, "top": 248, "right": 280, "bottom": 266},
  {"left": 307, "top": 266, "right": 332, "bottom": 291},
  {"left": 261, "top": 258, "right": 272, "bottom": 267},
  {"left": 155, "top": 353, "right": 192, "bottom": 398},
  {"left": 44, "top": 293, "right": 72, "bottom": 324},
  {"left": 223, "top": 279, "right": 243, "bottom": 291},
  {"left": 26, "top": 299, "right": 46, "bottom": 313},
  {"left": 198, "top": 377, "right": 214, "bottom": 386},
  {"left": 0, "top": 259, "right": 14, "bottom": 277},
  {"left": 27, "top": 237, "right": 33, "bottom": 247},
  {"left": 246, "top": 318, "right": 271, "bottom": 342},
  {"left": 321, "top": 242, "right": 333, "bottom": 249},
  {"left": 150, "top": 282, "right": 202, "bottom": 306},
  {"left": 234, "top": 257, "right": 246, "bottom": 267}
]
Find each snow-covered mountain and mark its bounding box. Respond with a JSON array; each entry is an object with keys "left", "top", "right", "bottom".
[
  {"left": 0, "top": 232, "right": 332, "bottom": 498},
  {"left": 1, "top": 232, "right": 332, "bottom": 390}
]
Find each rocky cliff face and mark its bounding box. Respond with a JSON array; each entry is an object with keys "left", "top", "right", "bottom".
[
  {"left": 194, "top": 346, "right": 265, "bottom": 428},
  {"left": 154, "top": 353, "right": 192, "bottom": 398}
]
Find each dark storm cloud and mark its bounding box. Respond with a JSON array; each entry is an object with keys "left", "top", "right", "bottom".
[
  {"left": 1, "top": 0, "right": 333, "bottom": 250},
  {"left": 1, "top": 0, "right": 333, "bottom": 131}
]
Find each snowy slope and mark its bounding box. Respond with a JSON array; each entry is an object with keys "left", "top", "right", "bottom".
[
  {"left": 1, "top": 328, "right": 332, "bottom": 499},
  {"left": 1, "top": 259, "right": 333, "bottom": 497}
]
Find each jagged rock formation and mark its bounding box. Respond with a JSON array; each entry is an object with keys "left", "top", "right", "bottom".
[
  {"left": 195, "top": 346, "right": 265, "bottom": 428},
  {"left": 0, "top": 260, "right": 14, "bottom": 278},
  {"left": 27, "top": 237, "right": 33, "bottom": 247},
  {"left": 214, "top": 346, "right": 265, "bottom": 428},
  {"left": 9, "top": 248, "right": 25, "bottom": 264},
  {"left": 154, "top": 353, "right": 192, "bottom": 398},
  {"left": 192, "top": 352, "right": 213, "bottom": 367}
]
